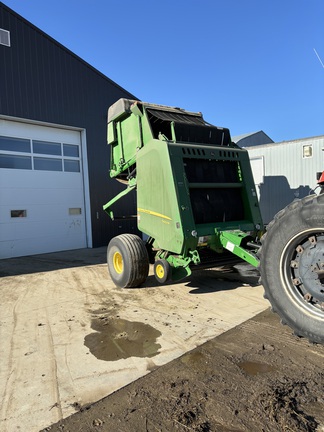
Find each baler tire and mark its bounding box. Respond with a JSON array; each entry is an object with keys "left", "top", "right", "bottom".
[
  {"left": 107, "top": 234, "right": 149, "bottom": 288},
  {"left": 258, "top": 194, "right": 324, "bottom": 344},
  {"left": 154, "top": 259, "right": 171, "bottom": 284}
]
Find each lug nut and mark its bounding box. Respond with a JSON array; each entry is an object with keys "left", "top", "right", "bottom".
[{"left": 304, "top": 293, "right": 312, "bottom": 302}]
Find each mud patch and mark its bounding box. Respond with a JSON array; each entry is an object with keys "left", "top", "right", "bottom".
[
  {"left": 256, "top": 378, "right": 319, "bottom": 431},
  {"left": 84, "top": 317, "right": 161, "bottom": 361},
  {"left": 238, "top": 360, "right": 275, "bottom": 375}
]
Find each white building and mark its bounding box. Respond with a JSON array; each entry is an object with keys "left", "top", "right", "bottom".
[{"left": 236, "top": 134, "right": 324, "bottom": 224}]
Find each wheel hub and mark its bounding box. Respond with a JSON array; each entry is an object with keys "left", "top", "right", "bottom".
[
  {"left": 113, "top": 251, "right": 123, "bottom": 274},
  {"left": 291, "top": 233, "right": 324, "bottom": 306},
  {"left": 155, "top": 264, "right": 165, "bottom": 279}
]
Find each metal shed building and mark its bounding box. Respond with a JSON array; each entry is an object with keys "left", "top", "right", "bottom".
[
  {"left": 232, "top": 130, "right": 274, "bottom": 147},
  {"left": 245, "top": 135, "right": 324, "bottom": 224},
  {"left": 0, "top": 3, "right": 138, "bottom": 258}
]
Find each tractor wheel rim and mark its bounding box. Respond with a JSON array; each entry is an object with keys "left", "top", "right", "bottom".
[
  {"left": 280, "top": 228, "right": 324, "bottom": 317},
  {"left": 156, "top": 264, "right": 164, "bottom": 279},
  {"left": 113, "top": 251, "right": 123, "bottom": 274}
]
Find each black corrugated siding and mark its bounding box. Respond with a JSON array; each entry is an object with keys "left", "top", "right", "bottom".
[{"left": 0, "top": 2, "right": 138, "bottom": 247}]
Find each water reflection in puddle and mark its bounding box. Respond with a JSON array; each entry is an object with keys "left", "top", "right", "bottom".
[
  {"left": 84, "top": 317, "right": 162, "bottom": 361},
  {"left": 181, "top": 351, "right": 206, "bottom": 366},
  {"left": 238, "top": 361, "right": 275, "bottom": 376}
]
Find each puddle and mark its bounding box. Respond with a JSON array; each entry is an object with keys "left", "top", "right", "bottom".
[
  {"left": 84, "top": 318, "right": 162, "bottom": 361},
  {"left": 238, "top": 360, "right": 275, "bottom": 376},
  {"left": 181, "top": 351, "right": 206, "bottom": 366}
]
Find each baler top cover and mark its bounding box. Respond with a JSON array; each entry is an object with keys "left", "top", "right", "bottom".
[{"left": 107, "top": 99, "right": 231, "bottom": 158}]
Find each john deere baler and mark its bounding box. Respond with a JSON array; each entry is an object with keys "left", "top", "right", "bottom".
[{"left": 104, "top": 99, "right": 263, "bottom": 287}]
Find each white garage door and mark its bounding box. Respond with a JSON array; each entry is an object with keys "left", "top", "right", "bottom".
[{"left": 0, "top": 119, "right": 87, "bottom": 259}]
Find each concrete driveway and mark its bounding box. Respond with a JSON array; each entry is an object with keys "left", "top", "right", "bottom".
[{"left": 0, "top": 247, "right": 268, "bottom": 432}]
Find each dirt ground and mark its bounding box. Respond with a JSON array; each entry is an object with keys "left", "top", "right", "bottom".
[
  {"left": 42, "top": 308, "right": 324, "bottom": 432},
  {"left": 1, "top": 249, "right": 271, "bottom": 431}
]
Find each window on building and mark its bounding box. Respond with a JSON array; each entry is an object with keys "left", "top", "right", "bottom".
[
  {"left": 0, "top": 29, "right": 10, "bottom": 47},
  {"left": 64, "top": 159, "right": 80, "bottom": 172},
  {"left": 0, "top": 154, "right": 32, "bottom": 169},
  {"left": 303, "top": 145, "right": 313, "bottom": 158},
  {"left": 34, "top": 157, "right": 62, "bottom": 171},
  {"left": 63, "top": 144, "right": 79, "bottom": 157},
  {"left": 0, "top": 136, "right": 30, "bottom": 152},
  {"left": 0, "top": 135, "right": 81, "bottom": 173},
  {"left": 33, "top": 140, "right": 61, "bottom": 155}
]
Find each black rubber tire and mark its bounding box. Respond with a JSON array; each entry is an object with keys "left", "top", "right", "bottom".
[
  {"left": 259, "top": 194, "right": 324, "bottom": 344},
  {"left": 107, "top": 234, "right": 149, "bottom": 288},
  {"left": 154, "top": 259, "right": 171, "bottom": 284}
]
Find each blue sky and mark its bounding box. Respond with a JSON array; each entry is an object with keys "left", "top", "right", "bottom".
[{"left": 3, "top": 0, "right": 324, "bottom": 142}]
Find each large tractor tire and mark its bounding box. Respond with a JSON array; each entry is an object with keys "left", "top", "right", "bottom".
[
  {"left": 107, "top": 234, "right": 149, "bottom": 288},
  {"left": 259, "top": 194, "right": 324, "bottom": 344}
]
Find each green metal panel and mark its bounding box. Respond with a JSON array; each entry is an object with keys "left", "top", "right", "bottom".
[
  {"left": 219, "top": 230, "right": 259, "bottom": 267},
  {"left": 136, "top": 139, "right": 190, "bottom": 255},
  {"left": 108, "top": 115, "right": 139, "bottom": 178}
]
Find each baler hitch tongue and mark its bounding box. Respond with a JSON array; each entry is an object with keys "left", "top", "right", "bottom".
[{"left": 219, "top": 231, "right": 260, "bottom": 268}]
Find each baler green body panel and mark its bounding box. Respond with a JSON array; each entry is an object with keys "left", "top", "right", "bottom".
[
  {"left": 104, "top": 98, "right": 263, "bottom": 278},
  {"left": 136, "top": 140, "right": 185, "bottom": 255}
]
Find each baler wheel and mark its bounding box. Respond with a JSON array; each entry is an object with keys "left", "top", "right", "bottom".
[
  {"left": 154, "top": 259, "right": 171, "bottom": 284},
  {"left": 107, "top": 234, "right": 149, "bottom": 288},
  {"left": 259, "top": 194, "right": 324, "bottom": 344}
]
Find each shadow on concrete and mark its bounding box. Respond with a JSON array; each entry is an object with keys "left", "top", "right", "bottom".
[
  {"left": 0, "top": 247, "right": 107, "bottom": 277},
  {"left": 187, "top": 263, "right": 260, "bottom": 294},
  {"left": 136, "top": 262, "right": 260, "bottom": 293}
]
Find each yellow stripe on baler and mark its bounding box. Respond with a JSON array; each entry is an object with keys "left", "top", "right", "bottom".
[{"left": 137, "top": 208, "right": 172, "bottom": 221}]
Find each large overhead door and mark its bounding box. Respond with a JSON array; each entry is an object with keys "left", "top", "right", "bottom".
[{"left": 0, "top": 119, "right": 87, "bottom": 259}]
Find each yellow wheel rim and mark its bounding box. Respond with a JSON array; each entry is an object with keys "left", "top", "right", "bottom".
[
  {"left": 113, "top": 251, "right": 123, "bottom": 274},
  {"left": 155, "top": 263, "right": 165, "bottom": 279}
]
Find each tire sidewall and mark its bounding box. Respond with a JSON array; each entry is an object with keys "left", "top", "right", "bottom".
[
  {"left": 107, "top": 239, "right": 132, "bottom": 288},
  {"left": 260, "top": 195, "right": 324, "bottom": 342},
  {"left": 154, "top": 260, "right": 170, "bottom": 284}
]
